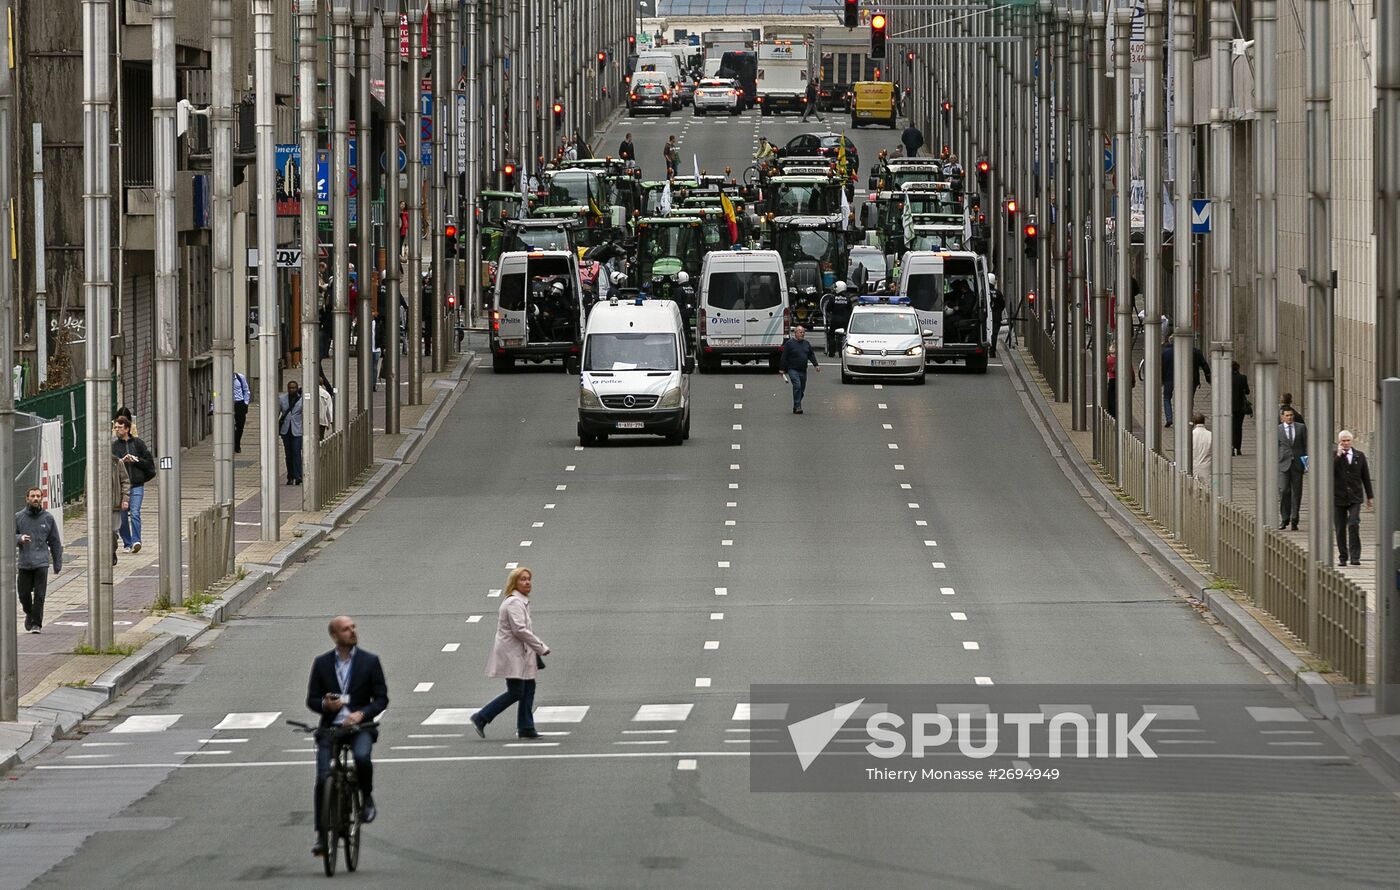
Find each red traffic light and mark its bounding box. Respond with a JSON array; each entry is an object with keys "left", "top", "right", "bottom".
[
  {"left": 1027, "top": 290, "right": 1038, "bottom": 303},
  {"left": 552, "top": 102, "right": 563, "bottom": 114},
  {"left": 628, "top": 34, "right": 636, "bottom": 45},
  {"left": 941, "top": 100, "right": 952, "bottom": 113},
  {"left": 905, "top": 51, "right": 914, "bottom": 62},
  {"left": 873, "top": 67, "right": 881, "bottom": 80},
  {"left": 596, "top": 51, "right": 606, "bottom": 62},
  {"left": 445, "top": 223, "right": 458, "bottom": 238},
  {"left": 1006, "top": 200, "right": 1017, "bottom": 214},
  {"left": 1024, "top": 223, "right": 1038, "bottom": 238},
  {"left": 871, "top": 13, "right": 887, "bottom": 30},
  {"left": 977, "top": 160, "right": 990, "bottom": 174},
  {"left": 503, "top": 163, "right": 516, "bottom": 176},
  {"left": 447, "top": 294, "right": 457, "bottom": 308}
]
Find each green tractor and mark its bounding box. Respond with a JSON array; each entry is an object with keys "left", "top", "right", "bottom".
[{"left": 768, "top": 214, "right": 852, "bottom": 332}]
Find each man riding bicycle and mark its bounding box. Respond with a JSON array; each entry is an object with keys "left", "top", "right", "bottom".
[
  {"left": 755, "top": 136, "right": 776, "bottom": 162},
  {"left": 307, "top": 615, "right": 389, "bottom": 858}
]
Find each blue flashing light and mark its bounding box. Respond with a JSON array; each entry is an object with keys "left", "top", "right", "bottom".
[{"left": 856, "top": 295, "right": 911, "bottom": 305}]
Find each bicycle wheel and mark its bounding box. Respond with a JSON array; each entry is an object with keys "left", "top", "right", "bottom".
[
  {"left": 321, "top": 777, "right": 339, "bottom": 876},
  {"left": 344, "top": 785, "right": 362, "bottom": 872}
]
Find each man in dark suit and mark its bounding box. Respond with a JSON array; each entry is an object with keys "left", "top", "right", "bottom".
[
  {"left": 306, "top": 615, "right": 389, "bottom": 857},
  {"left": 1332, "top": 430, "right": 1374, "bottom": 565},
  {"left": 1277, "top": 408, "right": 1308, "bottom": 530}
]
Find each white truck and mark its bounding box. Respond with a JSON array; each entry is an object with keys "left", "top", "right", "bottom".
[{"left": 756, "top": 40, "right": 810, "bottom": 116}]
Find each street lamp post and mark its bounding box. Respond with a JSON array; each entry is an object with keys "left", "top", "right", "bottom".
[
  {"left": 354, "top": 0, "right": 376, "bottom": 414},
  {"left": 406, "top": 0, "right": 425, "bottom": 404},
  {"left": 255, "top": 0, "right": 281, "bottom": 540},
  {"left": 299, "top": 0, "right": 321, "bottom": 508},
  {"left": 382, "top": 0, "right": 403, "bottom": 433},
  {"left": 431, "top": 0, "right": 451, "bottom": 372},
  {"left": 211, "top": 0, "right": 235, "bottom": 513},
  {"left": 332, "top": 0, "right": 353, "bottom": 432}
]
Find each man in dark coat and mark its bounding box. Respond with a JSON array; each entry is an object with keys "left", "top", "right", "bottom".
[
  {"left": 779, "top": 325, "right": 821, "bottom": 414},
  {"left": 1277, "top": 407, "right": 1308, "bottom": 531},
  {"left": 901, "top": 124, "right": 924, "bottom": 158},
  {"left": 1332, "top": 430, "right": 1373, "bottom": 565}
]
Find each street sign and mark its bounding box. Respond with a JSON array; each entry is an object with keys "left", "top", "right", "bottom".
[
  {"left": 1190, "top": 198, "right": 1212, "bottom": 234},
  {"left": 380, "top": 149, "right": 408, "bottom": 173},
  {"left": 421, "top": 89, "right": 434, "bottom": 166},
  {"left": 1104, "top": 146, "right": 1114, "bottom": 174}
]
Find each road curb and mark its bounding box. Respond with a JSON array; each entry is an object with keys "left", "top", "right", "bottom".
[
  {"left": 0, "top": 352, "right": 475, "bottom": 778},
  {"left": 1001, "top": 346, "right": 1400, "bottom": 771}
]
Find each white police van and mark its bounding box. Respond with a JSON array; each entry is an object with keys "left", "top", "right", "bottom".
[
  {"left": 694, "top": 249, "right": 789, "bottom": 373},
  {"left": 578, "top": 297, "right": 692, "bottom": 445},
  {"left": 490, "top": 250, "right": 586, "bottom": 373},
  {"left": 896, "top": 249, "right": 991, "bottom": 373}
]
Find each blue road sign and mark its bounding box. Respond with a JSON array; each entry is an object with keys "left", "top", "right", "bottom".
[
  {"left": 1104, "top": 147, "right": 1114, "bottom": 174},
  {"left": 1190, "top": 198, "right": 1212, "bottom": 234}
]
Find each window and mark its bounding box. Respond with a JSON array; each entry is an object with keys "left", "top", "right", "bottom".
[
  {"left": 906, "top": 274, "right": 943, "bottom": 312},
  {"left": 584, "top": 333, "right": 678, "bottom": 371},
  {"left": 498, "top": 274, "right": 526, "bottom": 311},
  {"left": 849, "top": 312, "right": 918, "bottom": 335},
  {"left": 706, "top": 271, "right": 783, "bottom": 311}
]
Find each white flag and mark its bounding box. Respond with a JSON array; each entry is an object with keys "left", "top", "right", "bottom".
[
  {"left": 660, "top": 181, "right": 673, "bottom": 215},
  {"left": 694, "top": 153, "right": 702, "bottom": 183},
  {"left": 518, "top": 169, "right": 529, "bottom": 219},
  {"left": 840, "top": 187, "right": 851, "bottom": 231}
]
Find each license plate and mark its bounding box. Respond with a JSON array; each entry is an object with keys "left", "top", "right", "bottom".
[
  {"left": 872, "top": 359, "right": 896, "bottom": 367},
  {"left": 616, "top": 421, "right": 645, "bottom": 430},
  {"left": 503, "top": 338, "right": 523, "bottom": 347},
  {"left": 708, "top": 337, "right": 740, "bottom": 346}
]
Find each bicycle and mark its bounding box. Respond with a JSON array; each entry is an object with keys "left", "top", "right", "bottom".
[{"left": 289, "top": 720, "right": 371, "bottom": 876}]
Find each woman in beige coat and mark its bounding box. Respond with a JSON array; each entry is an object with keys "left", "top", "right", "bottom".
[{"left": 471, "top": 567, "right": 551, "bottom": 739}]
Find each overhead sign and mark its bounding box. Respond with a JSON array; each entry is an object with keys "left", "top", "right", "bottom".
[{"left": 1190, "top": 198, "right": 1212, "bottom": 234}]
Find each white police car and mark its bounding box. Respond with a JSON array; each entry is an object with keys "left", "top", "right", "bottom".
[{"left": 837, "top": 296, "right": 928, "bottom": 385}]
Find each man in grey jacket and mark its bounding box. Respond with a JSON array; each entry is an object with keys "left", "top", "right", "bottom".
[{"left": 16, "top": 487, "right": 62, "bottom": 633}]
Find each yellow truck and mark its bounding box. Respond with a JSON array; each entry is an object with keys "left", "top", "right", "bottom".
[{"left": 851, "top": 80, "right": 897, "bottom": 128}]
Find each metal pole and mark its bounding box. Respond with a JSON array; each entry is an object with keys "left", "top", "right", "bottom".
[
  {"left": 153, "top": 0, "right": 182, "bottom": 606},
  {"left": 299, "top": 1, "right": 321, "bottom": 507},
  {"left": 1375, "top": 0, "right": 1400, "bottom": 713},
  {"left": 255, "top": 0, "right": 281, "bottom": 541},
  {"left": 0, "top": 0, "right": 14, "bottom": 717},
  {"left": 383, "top": 3, "right": 403, "bottom": 434},
  {"left": 1142, "top": 0, "right": 1164, "bottom": 463},
  {"left": 1090, "top": 1, "right": 1107, "bottom": 440},
  {"left": 1174, "top": 0, "right": 1196, "bottom": 529},
  {"left": 467, "top": 0, "right": 482, "bottom": 327},
  {"left": 1052, "top": 4, "right": 1068, "bottom": 402},
  {"left": 447, "top": 1, "right": 461, "bottom": 355},
  {"left": 1068, "top": 1, "right": 1086, "bottom": 430},
  {"left": 332, "top": 4, "right": 352, "bottom": 432},
  {"left": 1379, "top": 379, "right": 1400, "bottom": 709},
  {"left": 1113, "top": 5, "right": 1131, "bottom": 475},
  {"left": 1253, "top": 0, "right": 1279, "bottom": 600},
  {"left": 431, "top": 0, "right": 449, "bottom": 372},
  {"left": 82, "top": 0, "right": 115, "bottom": 655},
  {"left": 1304, "top": 0, "right": 1334, "bottom": 637},
  {"left": 1207, "top": 0, "right": 1233, "bottom": 522},
  {"left": 32, "top": 123, "right": 47, "bottom": 384},
  {"left": 407, "top": 4, "right": 425, "bottom": 403},
  {"left": 212, "top": 0, "right": 235, "bottom": 513},
  {"left": 356, "top": 5, "right": 374, "bottom": 415}
]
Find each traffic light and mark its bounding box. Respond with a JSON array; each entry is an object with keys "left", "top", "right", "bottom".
[
  {"left": 976, "top": 159, "right": 990, "bottom": 191},
  {"left": 905, "top": 51, "right": 915, "bottom": 63},
  {"left": 844, "top": 0, "right": 859, "bottom": 28},
  {"left": 502, "top": 162, "right": 517, "bottom": 189},
  {"left": 1023, "top": 222, "right": 1039, "bottom": 259},
  {"left": 596, "top": 50, "right": 607, "bottom": 70},
  {"left": 552, "top": 101, "right": 564, "bottom": 128},
  {"left": 873, "top": 67, "right": 881, "bottom": 81},
  {"left": 447, "top": 293, "right": 457, "bottom": 309},
  {"left": 1027, "top": 290, "right": 1038, "bottom": 309},
  {"left": 1005, "top": 198, "right": 1018, "bottom": 233},
  {"left": 940, "top": 100, "right": 952, "bottom": 122},
  {"left": 628, "top": 34, "right": 636, "bottom": 47},
  {"left": 444, "top": 221, "right": 458, "bottom": 240},
  {"left": 870, "top": 13, "right": 887, "bottom": 60}
]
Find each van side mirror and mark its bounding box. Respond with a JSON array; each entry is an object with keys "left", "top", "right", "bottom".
[{"left": 683, "top": 357, "right": 695, "bottom": 374}]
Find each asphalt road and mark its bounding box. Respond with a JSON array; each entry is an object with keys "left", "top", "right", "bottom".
[{"left": 4, "top": 108, "right": 1400, "bottom": 890}]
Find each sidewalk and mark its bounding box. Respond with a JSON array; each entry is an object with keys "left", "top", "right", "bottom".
[
  {"left": 1007, "top": 342, "right": 1400, "bottom": 782},
  {"left": 4, "top": 351, "right": 476, "bottom": 766}
]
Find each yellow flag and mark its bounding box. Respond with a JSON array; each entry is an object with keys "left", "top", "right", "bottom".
[
  {"left": 588, "top": 195, "right": 604, "bottom": 221},
  {"left": 719, "top": 192, "right": 736, "bottom": 223}
]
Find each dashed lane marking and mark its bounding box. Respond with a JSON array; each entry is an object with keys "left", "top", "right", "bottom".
[
  {"left": 907, "top": 503, "right": 920, "bottom": 509},
  {"left": 441, "top": 643, "right": 461, "bottom": 652},
  {"left": 556, "top": 484, "right": 567, "bottom": 491},
  {"left": 111, "top": 715, "right": 182, "bottom": 733},
  {"left": 718, "top": 561, "right": 730, "bottom": 568},
  {"left": 488, "top": 589, "right": 502, "bottom": 597},
  {"left": 633, "top": 704, "right": 695, "bottom": 722},
  {"left": 895, "top": 464, "right": 905, "bottom": 470},
  {"left": 722, "top": 540, "right": 733, "bottom": 546},
  {"left": 466, "top": 615, "right": 483, "bottom": 623},
  {"left": 704, "top": 641, "right": 720, "bottom": 650},
  {"left": 715, "top": 587, "right": 728, "bottom": 596},
  {"left": 695, "top": 678, "right": 712, "bottom": 688},
  {"left": 532, "top": 521, "right": 544, "bottom": 527},
  {"left": 565, "top": 465, "right": 576, "bottom": 472},
  {"left": 711, "top": 612, "right": 724, "bottom": 619},
  {"left": 888, "top": 443, "right": 899, "bottom": 450},
  {"left": 520, "top": 541, "right": 533, "bottom": 547},
  {"left": 975, "top": 677, "right": 995, "bottom": 685},
  {"left": 962, "top": 642, "right": 980, "bottom": 650},
  {"left": 505, "top": 562, "right": 518, "bottom": 569},
  {"left": 950, "top": 613, "right": 968, "bottom": 621},
  {"left": 733, "top": 703, "right": 789, "bottom": 720},
  {"left": 213, "top": 712, "right": 282, "bottom": 731},
  {"left": 414, "top": 682, "right": 434, "bottom": 693},
  {"left": 678, "top": 759, "right": 698, "bottom": 770},
  {"left": 545, "top": 503, "right": 556, "bottom": 509},
  {"left": 932, "top": 562, "right": 947, "bottom": 569},
  {"left": 916, "top": 520, "right": 928, "bottom": 526},
  {"left": 941, "top": 587, "right": 956, "bottom": 596}
]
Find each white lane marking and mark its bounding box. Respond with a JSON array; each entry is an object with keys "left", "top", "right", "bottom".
[
  {"left": 574, "top": 446, "right": 584, "bottom": 451},
  {"left": 888, "top": 443, "right": 899, "bottom": 450},
  {"left": 711, "top": 612, "right": 724, "bottom": 620},
  {"left": 392, "top": 745, "right": 448, "bottom": 751},
  {"left": 199, "top": 738, "right": 247, "bottom": 744},
  {"left": 925, "top": 541, "right": 937, "bottom": 546},
  {"left": 533, "top": 706, "right": 589, "bottom": 723},
  {"left": 565, "top": 465, "right": 576, "bottom": 471},
  {"left": 962, "top": 641, "right": 980, "bottom": 650},
  {"left": 504, "top": 742, "right": 561, "bottom": 747},
  {"left": 505, "top": 562, "right": 518, "bottom": 569},
  {"left": 733, "top": 703, "right": 789, "bottom": 721},
  {"left": 532, "top": 521, "right": 544, "bottom": 528},
  {"left": 725, "top": 520, "right": 736, "bottom": 526},
  {"left": 488, "top": 589, "right": 502, "bottom": 597},
  {"left": 408, "top": 734, "right": 463, "bottom": 739},
  {"left": 678, "top": 759, "right": 698, "bottom": 770},
  {"left": 80, "top": 742, "right": 130, "bottom": 748},
  {"left": 111, "top": 715, "right": 181, "bottom": 733},
  {"left": 734, "top": 403, "right": 743, "bottom": 409},
  {"left": 882, "top": 423, "right": 893, "bottom": 430},
  {"left": 895, "top": 464, "right": 905, "bottom": 470},
  {"left": 422, "top": 709, "right": 475, "bottom": 725},
  {"left": 879, "top": 403, "right": 888, "bottom": 409},
  {"left": 735, "top": 383, "right": 743, "bottom": 389},
  {"left": 556, "top": 484, "right": 567, "bottom": 491},
  {"left": 414, "top": 682, "right": 435, "bottom": 693},
  {"left": 695, "top": 678, "right": 712, "bottom": 688},
  {"left": 726, "top": 501, "right": 737, "bottom": 507},
  {"left": 467, "top": 615, "right": 483, "bottom": 623},
  {"left": 932, "top": 562, "right": 947, "bottom": 569},
  {"left": 213, "top": 712, "right": 281, "bottom": 731},
  {"left": 733, "top": 424, "right": 743, "bottom": 430},
  {"left": 1259, "top": 730, "right": 1315, "bottom": 735},
  {"left": 730, "top": 464, "right": 741, "bottom": 470},
  {"left": 1247, "top": 707, "right": 1307, "bottom": 722},
  {"left": 66, "top": 754, "right": 111, "bottom": 760},
  {"left": 901, "top": 483, "right": 912, "bottom": 489},
  {"left": 622, "top": 729, "right": 678, "bottom": 735},
  {"left": 718, "top": 561, "right": 730, "bottom": 568},
  {"left": 916, "top": 520, "right": 928, "bottom": 526},
  {"left": 174, "top": 750, "right": 233, "bottom": 756},
  {"left": 729, "top": 483, "right": 739, "bottom": 489},
  {"left": 441, "top": 643, "right": 461, "bottom": 652},
  {"left": 975, "top": 677, "right": 995, "bottom": 685},
  {"left": 950, "top": 612, "right": 968, "bottom": 621},
  {"left": 941, "top": 587, "right": 956, "bottom": 596},
  {"left": 539, "top": 731, "right": 572, "bottom": 737},
  {"left": 722, "top": 540, "right": 733, "bottom": 546},
  {"left": 907, "top": 503, "right": 920, "bottom": 509},
  {"left": 1267, "top": 741, "right": 1326, "bottom": 747},
  {"left": 732, "top": 444, "right": 741, "bottom": 450},
  {"left": 704, "top": 641, "right": 720, "bottom": 650},
  {"left": 520, "top": 541, "right": 533, "bottom": 547},
  {"left": 874, "top": 384, "right": 883, "bottom": 390},
  {"left": 1142, "top": 705, "right": 1201, "bottom": 720},
  {"left": 545, "top": 503, "right": 556, "bottom": 509},
  {"left": 715, "top": 587, "right": 728, "bottom": 596},
  {"left": 634, "top": 704, "right": 694, "bottom": 722},
  {"left": 616, "top": 740, "right": 671, "bottom": 746}
]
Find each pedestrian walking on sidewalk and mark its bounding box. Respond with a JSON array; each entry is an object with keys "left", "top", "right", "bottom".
[
  {"left": 1190, "top": 412, "right": 1212, "bottom": 483},
  {"left": 779, "top": 325, "right": 821, "bottom": 414},
  {"left": 1279, "top": 392, "right": 1305, "bottom": 426},
  {"left": 1230, "top": 361, "right": 1251, "bottom": 455},
  {"left": 1332, "top": 430, "right": 1373, "bottom": 566},
  {"left": 278, "top": 379, "right": 305, "bottom": 486},
  {"left": 15, "top": 487, "right": 62, "bottom": 633},
  {"left": 110, "top": 452, "right": 130, "bottom": 568},
  {"left": 112, "top": 416, "right": 155, "bottom": 553},
  {"left": 233, "top": 370, "right": 251, "bottom": 453},
  {"left": 471, "top": 567, "right": 551, "bottom": 740},
  {"left": 1277, "top": 407, "right": 1308, "bottom": 530},
  {"left": 988, "top": 274, "right": 1004, "bottom": 358}
]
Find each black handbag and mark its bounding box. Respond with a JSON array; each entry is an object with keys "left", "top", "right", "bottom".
[{"left": 536, "top": 654, "right": 547, "bottom": 670}]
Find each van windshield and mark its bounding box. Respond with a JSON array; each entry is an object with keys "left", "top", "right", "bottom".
[
  {"left": 585, "top": 332, "right": 678, "bottom": 371},
  {"left": 706, "top": 271, "right": 782, "bottom": 311}
]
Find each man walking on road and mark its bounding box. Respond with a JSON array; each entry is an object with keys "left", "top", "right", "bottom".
[
  {"left": 16, "top": 487, "right": 62, "bottom": 633},
  {"left": 617, "top": 132, "right": 635, "bottom": 164},
  {"left": 1277, "top": 407, "right": 1308, "bottom": 531},
  {"left": 802, "top": 78, "right": 819, "bottom": 121},
  {"left": 901, "top": 123, "right": 924, "bottom": 158},
  {"left": 232, "top": 369, "right": 250, "bottom": 453},
  {"left": 779, "top": 325, "right": 821, "bottom": 414},
  {"left": 663, "top": 135, "right": 678, "bottom": 179},
  {"left": 1332, "top": 430, "right": 1373, "bottom": 566}
]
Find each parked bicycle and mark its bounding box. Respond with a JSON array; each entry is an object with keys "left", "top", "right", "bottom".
[{"left": 289, "top": 720, "right": 371, "bottom": 876}]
